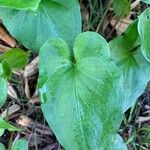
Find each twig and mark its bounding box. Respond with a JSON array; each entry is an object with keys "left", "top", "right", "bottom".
[{"left": 96, "top": 0, "right": 113, "bottom": 32}]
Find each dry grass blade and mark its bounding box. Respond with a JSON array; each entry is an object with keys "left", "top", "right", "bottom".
[
  {"left": 136, "top": 116, "right": 150, "bottom": 123},
  {"left": 24, "top": 56, "right": 39, "bottom": 78},
  {"left": 0, "top": 44, "right": 11, "bottom": 52},
  {"left": 131, "top": 0, "right": 141, "bottom": 10},
  {"left": 8, "top": 83, "right": 18, "bottom": 99}
]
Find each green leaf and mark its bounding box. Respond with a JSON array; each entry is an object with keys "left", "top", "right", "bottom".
[
  {"left": 113, "top": 0, "right": 131, "bottom": 18},
  {"left": 0, "top": 0, "right": 81, "bottom": 52},
  {"left": 142, "top": 0, "right": 150, "bottom": 4},
  {"left": 0, "top": 64, "right": 7, "bottom": 108},
  {"left": 0, "top": 128, "right": 4, "bottom": 136},
  {"left": 12, "top": 139, "right": 28, "bottom": 150},
  {"left": 112, "top": 134, "right": 127, "bottom": 150},
  {"left": 138, "top": 8, "right": 150, "bottom": 62},
  {"left": 0, "top": 117, "right": 20, "bottom": 132},
  {"left": 109, "top": 20, "right": 150, "bottom": 112},
  {"left": 39, "top": 32, "right": 125, "bottom": 149},
  {"left": 0, "top": 48, "right": 28, "bottom": 70},
  {"left": 0, "top": 142, "right": 5, "bottom": 150},
  {"left": 0, "top": 0, "right": 41, "bottom": 11},
  {"left": 1, "top": 60, "right": 12, "bottom": 80}
]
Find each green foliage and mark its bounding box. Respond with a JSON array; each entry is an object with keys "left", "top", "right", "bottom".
[
  {"left": 109, "top": 20, "right": 150, "bottom": 112},
  {"left": 1, "top": 60, "right": 12, "bottom": 80},
  {"left": 0, "top": 117, "right": 20, "bottom": 132},
  {"left": 138, "top": 8, "right": 150, "bottom": 62},
  {"left": 0, "top": 0, "right": 41, "bottom": 11},
  {"left": 0, "top": 0, "right": 81, "bottom": 52},
  {"left": 0, "top": 142, "right": 5, "bottom": 150},
  {"left": 0, "top": 64, "right": 7, "bottom": 108},
  {"left": 0, "top": 48, "right": 28, "bottom": 70},
  {"left": 113, "top": 0, "right": 131, "bottom": 18},
  {"left": 12, "top": 139, "right": 28, "bottom": 150},
  {"left": 39, "top": 32, "right": 126, "bottom": 150},
  {"left": 0, "top": 48, "right": 28, "bottom": 79},
  {"left": 142, "top": 0, "right": 150, "bottom": 4}
]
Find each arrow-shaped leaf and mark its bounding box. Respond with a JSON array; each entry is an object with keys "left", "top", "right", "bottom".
[{"left": 39, "top": 32, "right": 126, "bottom": 149}]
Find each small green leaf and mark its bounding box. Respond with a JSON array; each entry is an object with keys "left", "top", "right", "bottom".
[
  {"left": 0, "top": 142, "right": 5, "bottom": 150},
  {"left": 39, "top": 32, "right": 125, "bottom": 149},
  {"left": 12, "top": 139, "right": 28, "bottom": 150},
  {"left": 0, "top": 0, "right": 81, "bottom": 52},
  {"left": 138, "top": 8, "right": 150, "bottom": 62},
  {"left": 0, "top": 117, "right": 20, "bottom": 132},
  {"left": 0, "top": 48, "right": 28, "bottom": 70},
  {"left": 1, "top": 59, "right": 12, "bottom": 80},
  {"left": 0, "top": 64, "right": 7, "bottom": 108},
  {"left": 113, "top": 0, "right": 131, "bottom": 18},
  {"left": 0, "top": 0, "right": 41, "bottom": 11},
  {"left": 109, "top": 20, "right": 150, "bottom": 112}
]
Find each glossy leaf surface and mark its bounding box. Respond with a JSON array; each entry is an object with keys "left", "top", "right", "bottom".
[
  {"left": 0, "top": 0, "right": 41, "bottom": 11},
  {"left": 0, "top": 0, "right": 81, "bottom": 52},
  {"left": 12, "top": 139, "right": 28, "bottom": 150},
  {"left": 0, "top": 64, "right": 7, "bottom": 108},
  {"left": 138, "top": 8, "right": 150, "bottom": 62},
  {"left": 109, "top": 21, "right": 150, "bottom": 112},
  {"left": 39, "top": 32, "right": 126, "bottom": 149},
  {"left": 113, "top": 0, "right": 131, "bottom": 18}
]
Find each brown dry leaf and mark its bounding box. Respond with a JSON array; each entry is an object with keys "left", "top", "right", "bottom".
[
  {"left": 8, "top": 83, "right": 18, "bottom": 99},
  {"left": 17, "top": 115, "right": 52, "bottom": 136},
  {"left": 24, "top": 56, "right": 39, "bottom": 78},
  {"left": 23, "top": 57, "right": 39, "bottom": 99},
  {"left": 0, "top": 26, "right": 16, "bottom": 47},
  {"left": 17, "top": 115, "right": 33, "bottom": 128},
  {"left": 0, "top": 44, "right": 11, "bottom": 52},
  {"left": 110, "top": 16, "right": 133, "bottom": 35},
  {"left": 1, "top": 104, "right": 20, "bottom": 118}
]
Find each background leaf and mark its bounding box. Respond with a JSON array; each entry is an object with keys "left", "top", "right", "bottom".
[
  {"left": 0, "top": 0, "right": 41, "bottom": 11},
  {"left": 12, "top": 139, "right": 28, "bottom": 150},
  {"left": 0, "top": 142, "right": 5, "bottom": 150},
  {"left": 109, "top": 20, "right": 150, "bottom": 112},
  {"left": 138, "top": 7, "right": 150, "bottom": 62},
  {"left": 113, "top": 0, "right": 131, "bottom": 18},
  {"left": 39, "top": 32, "right": 125, "bottom": 149},
  {"left": 0, "top": 0, "right": 81, "bottom": 52},
  {"left": 142, "top": 0, "right": 150, "bottom": 4},
  {"left": 0, "top": 48, "right": 28, "bottom": 70},
  {"left": 0, "top": 64, "right": 7, "bottom": 108}
]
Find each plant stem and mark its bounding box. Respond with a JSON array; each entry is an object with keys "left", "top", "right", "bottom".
[
  {"left": 8, "top": 132, "right": 14, "bottom": 150},
  {"left": 96, "top": 0, "right": 113, "bottom": 32}
]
